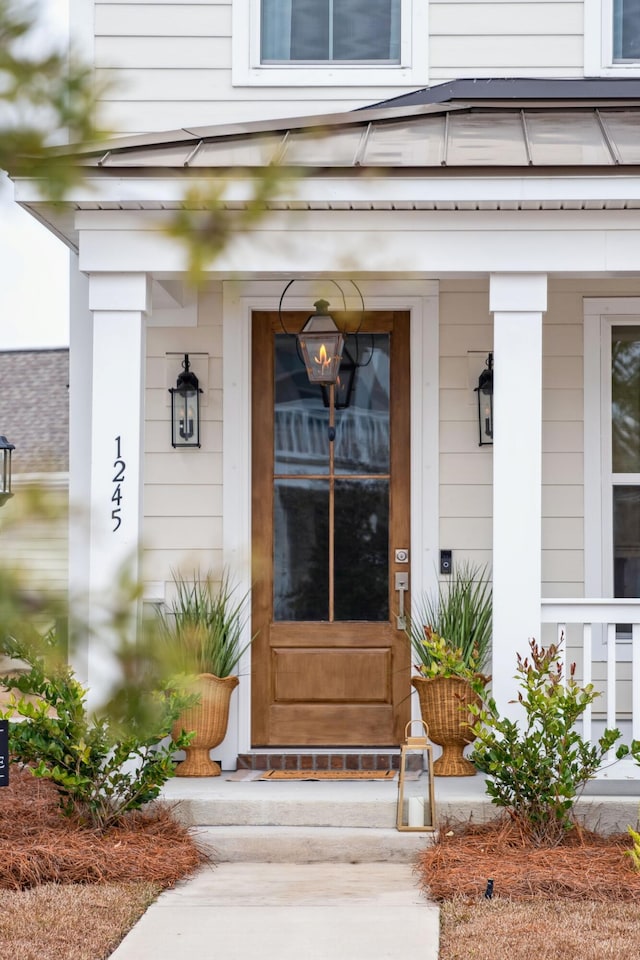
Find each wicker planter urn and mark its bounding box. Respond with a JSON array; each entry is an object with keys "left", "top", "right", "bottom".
[
  {"left": 172, "top": 673, "right": 239, "bottom": 777},
  {"left": 411, "top": 675, "right": 483, "bottom": 777}
]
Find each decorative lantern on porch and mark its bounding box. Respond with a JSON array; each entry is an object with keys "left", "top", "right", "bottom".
[
  {"left": 169, "top": 354, "right": 203, "bottom": 448},
  {"left": 0, "top": 436, "right": 15, "bottom": 508},
  {"left": 475, "top": 352, "right": 493, "bottom": 446},
  {"left": 297, "top": 299, "right": 345, "bottom": 385},
  {"left": 396, "top": 720, "right": 436, "bottom": 832}
]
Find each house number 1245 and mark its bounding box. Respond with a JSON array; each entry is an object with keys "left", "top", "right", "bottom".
[{"left": 112, "top": 436, "right": 126, "bottom": 531}]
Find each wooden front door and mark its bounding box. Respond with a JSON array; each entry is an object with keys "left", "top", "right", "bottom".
[{"left": 251, "top": 311, "right": 410, "bottom": 746}]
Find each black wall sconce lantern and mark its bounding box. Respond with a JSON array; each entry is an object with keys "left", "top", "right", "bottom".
[
  {"left": 0, "top": 436, "right": 15, "bottom": 507},
  {"left": 169, "top": 354, "right": 202, "bottom": 448},
  {"left": 320, "top": 347, "right": 357, "bottom": 410},
  {"left": 475, "top": 352, "right": 493, "bottom": 446}
]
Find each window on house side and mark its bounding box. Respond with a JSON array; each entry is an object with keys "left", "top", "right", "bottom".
[
  {"left": 261, "top": 0, "right": 401, "bottom": 64},
  {"left": 610, "top": 326, "right": 640, "bottom": 625},
  {"left": 613, "top": 0, "right": 640, "bottom": 61}
]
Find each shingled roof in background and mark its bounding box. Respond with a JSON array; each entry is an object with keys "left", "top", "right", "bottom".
[{"left": 0, "top": 349, "right": 69, "bottom": 474}]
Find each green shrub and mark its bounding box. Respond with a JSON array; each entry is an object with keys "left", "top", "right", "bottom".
[
  {"left": 1, "top": 631, "right": 193, "bottom": 832},
  {"left": 469, "top": 638, "right": 630, "bottom": 845},
  {"left": 627, "top": 826, "right": 640, "bottom": 871}
]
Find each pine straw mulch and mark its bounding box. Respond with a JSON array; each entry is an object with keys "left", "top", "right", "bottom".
[
  {"left": 417, "top": 816, "right": 640, "bottom": 903},
  {"left": 0, "top": 764, "right": 205, "bottom": 890}
]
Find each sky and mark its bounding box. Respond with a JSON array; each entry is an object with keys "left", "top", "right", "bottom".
[{"left": 0, "top": 0, "right": 70, "bottom": 350}]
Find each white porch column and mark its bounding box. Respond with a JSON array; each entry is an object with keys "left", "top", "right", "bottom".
[
  {"left": 68, "top": 257, "right": 93, "bottom": 685},
  {"left": 85, "top": 273, "right": 151, "bottom": 704},
  {"left": 490, "top": 273, "right": 547, "bottom": 718}
]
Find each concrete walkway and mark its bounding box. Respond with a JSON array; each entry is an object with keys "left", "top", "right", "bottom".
[{"left": 108, "top": 862, "right": 440, "bottom": 960}]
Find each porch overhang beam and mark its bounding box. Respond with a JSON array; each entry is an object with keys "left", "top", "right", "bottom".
[
  {"left": 14, "top": 173, "right": 640, "bottom": 208},
  {"left": 73, "top": 208, "right": 640, "bottom": 276}
]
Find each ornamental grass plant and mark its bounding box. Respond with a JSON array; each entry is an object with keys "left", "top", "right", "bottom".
[
  {"left": 158, "top": 569, "right": 252, "bottom": 679},
  {"left": 407, "top": 562, "right": 492, "bottom": 679}
]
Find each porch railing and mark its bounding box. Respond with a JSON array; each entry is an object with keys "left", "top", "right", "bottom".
[{"left": 540, "top": 600, "right": 640, "bottom": 762}]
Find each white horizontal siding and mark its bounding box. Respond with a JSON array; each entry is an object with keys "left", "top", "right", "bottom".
[
  {"left": 542, "top": 484, "right": 584, "bottom": 516},
  {"left": 440, "top": 516, "right": 492, "bottom": 548},
  {"left": 95, "top": 0, "right": 222, "bottom": 4},
  {"left": 95, "top": 4, "right": 231, "bottom": 36},
  {"left": 544, "top": 324, "right": 583, "bottom": 356},
  {"left": 541, "top": 581, "right": 584, "bottom": 597},
  {"left": 0, "top": 489, "right": 68, "bottom": 596},
  {"left": 430, "top": 36, "right": 583, "bottom": 69},
  {"left": 542, "top": 516, "right": 583, "bottom": 549},
  {"left": 543, "top": 421, "right": 583, "bottom": 453},
  {"left": 543, "top": 356, "right": 584, "bottom": 389},
  {"left": 542, "top": 452, "right": 583, "bottom": 485},
  {"left": 145, "top": 483, "right": 222, "bottom": 516},
  {"left": 429, "top": 3, "right": 582, "bottom": 35},
  {"left": 440, "top": 484, "right": 492, "bottom": 518},
  {"left": 95, "top": 37, "right": 230, "bottom": 69},
  {"left": 145, "top": 515, "right": 222, "bottom": 549},
  {"left": 543, "top": 388, "right": 584, "bottom": 421},
  {"left": 143, "top": 547, "right": 224, "bottom": 582},
  {"left": 440, "top": 451, "right": 493, "bottom": 485},
  {"left": 440, "top": 323, "right": 492, "bottom": 357},
  {"left": 542, "top": 549, "right": 583, "bottom": 581}
]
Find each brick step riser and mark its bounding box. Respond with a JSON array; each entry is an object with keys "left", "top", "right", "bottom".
[{"left": 237, "top": 753, "right": 422, "bottom": 772}]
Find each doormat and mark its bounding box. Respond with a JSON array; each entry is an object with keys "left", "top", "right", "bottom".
[{"left": 259, "top": 769, "right": 397, "bottom": 781}]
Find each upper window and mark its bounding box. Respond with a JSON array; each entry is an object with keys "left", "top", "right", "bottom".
[
  {"left": 585, "top": 0, "right": 640, "bottom": 75},
  {"left": 613, "top": 0, "right": 640, "bottom": 61},
  {"left": 261, "top": 0, "right": 400, "bottom": 64},
  {"left": 232, "top": 0, "right": 428, "bottom": 87}
]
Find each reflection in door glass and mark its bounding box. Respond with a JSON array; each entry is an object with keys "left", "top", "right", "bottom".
[
  {"left": 334, "top": 479, "right": 389, "bottom": 620},
  {"left": 334, "top": 335, "right": 390, "bottom": 475},
  {"left": 272, "top": 330, "right": 391, "bottom": 623},
  {"left": 275, "top": 334, "right": 329, "bottom": 475},
  {"left": 274, "top": 479, "right": 329, "bottom": 620}
]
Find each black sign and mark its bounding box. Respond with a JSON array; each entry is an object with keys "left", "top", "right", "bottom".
[{"left": 0, "top": 720, "right": 8, "bottom": 787}]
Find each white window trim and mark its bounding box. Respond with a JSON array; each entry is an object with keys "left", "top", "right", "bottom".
[
  {"left": 584, "top": 299, "right": 640, "bottom": 658},
  {"left": 232, "top": 0, "right": 428, "bottom": 87},
  {"left": 585, "top": 0, "right": 640, "bottom": 77}
]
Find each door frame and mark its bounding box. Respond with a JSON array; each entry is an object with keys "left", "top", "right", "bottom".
[{"left": 222, "top": 280, "right": 440, "bottom": 756}]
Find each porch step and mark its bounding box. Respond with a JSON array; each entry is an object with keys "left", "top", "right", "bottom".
[
  {"left": 160, "top": 773, "right": 640, "bottom": 866},
  {"left": 192, "top": 825, "right": 429, "bottom": 863},
  {"left": 160, "top": 776, "right": 438, "bottom": 863}
]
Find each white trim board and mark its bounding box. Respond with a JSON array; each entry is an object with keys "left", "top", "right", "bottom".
[{"left": 584, "top": 297, "right": 640, "bottom": 661}]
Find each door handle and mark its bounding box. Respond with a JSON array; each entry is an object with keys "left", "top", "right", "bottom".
[{"left": 395, "top": 572, "right": 409, "bottom": 630}]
